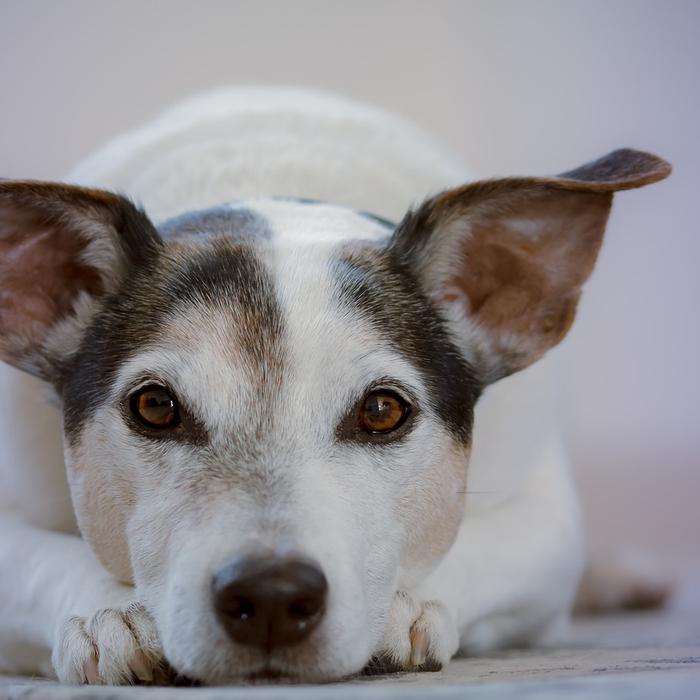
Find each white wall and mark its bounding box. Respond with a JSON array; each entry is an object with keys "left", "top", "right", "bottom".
[{"left": 1, "top": 0, "right": 697, "bottom": 564}]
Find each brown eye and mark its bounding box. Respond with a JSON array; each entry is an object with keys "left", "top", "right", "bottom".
[
  {"left": 130, "top": 385, "right": 179, "bottom": 429},
  {"left": 359, "top": 390, "right": 410, "bottom": 434}
]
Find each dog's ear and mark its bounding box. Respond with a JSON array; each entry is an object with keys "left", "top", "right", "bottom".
[
  {"left": 391, "top": 149, "right": 671, "bottom": 382},
  {"left": 0, "top": 181, "right": 162, "bottom": 381}
]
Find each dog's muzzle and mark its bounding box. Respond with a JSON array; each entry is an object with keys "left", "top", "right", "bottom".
[{"left": 212, "top": 554, "right": 328, "bottom": 650}]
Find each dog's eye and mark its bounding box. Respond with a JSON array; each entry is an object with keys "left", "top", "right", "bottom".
[
  {"left": 359, "top": 390, "right": 410, "bottom": 434},
  {"left": 130, "top": 385, "right": 180, "bottom": 429}
]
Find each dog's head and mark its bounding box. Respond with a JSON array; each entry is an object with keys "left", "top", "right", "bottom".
[{"left": 0, "top": 149, "right": 669, "bottom": 682}]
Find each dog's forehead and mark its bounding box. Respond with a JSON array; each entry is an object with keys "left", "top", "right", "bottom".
[
  {"left": 62, "top": 200, "right": 477, "bottom": 444},
  {"left": 252, "top": 198, "right": 395, "bottom": 243},
  {"left": 111, "top": 230, "right": 408, "bottom": 438}
]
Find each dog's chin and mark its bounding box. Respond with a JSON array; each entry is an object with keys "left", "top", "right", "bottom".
[
  {"left": 165, "top": 635, "right": 375, "bottom": 686},
  {"left": 245, "top": 668, "right": 294, "bottom": 684},
  {"left": 242, "top": 666, "right": 342, "bottom": 685},
  {"left": 176, "top": 662, "right": 355, "bottom": 687},
  {"left": 162, "top": 629, "right": 372, "bottom": 685}
]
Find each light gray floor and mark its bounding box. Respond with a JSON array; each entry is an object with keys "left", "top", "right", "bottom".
[{"left": 2, "top": 589, "right": 699, "bottom": 700}]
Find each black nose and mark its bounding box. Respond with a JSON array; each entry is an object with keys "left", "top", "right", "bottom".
[{"left": 212, "top": 555, "right": 327, "bottom": 649}]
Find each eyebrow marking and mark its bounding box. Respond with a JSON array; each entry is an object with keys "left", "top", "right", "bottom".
[
  {"left": 62, "top": 238, "right": 284, "bottom": 443},
  {"left": 331, "top": 246, "right": 481, "bottom": 443},
  {"left": 164, "top": 240, "right": 284, "bottom": 379}
]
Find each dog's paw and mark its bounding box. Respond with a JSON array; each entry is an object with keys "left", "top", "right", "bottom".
[
  {"left": 368, "top": 591, "right": 458, "bottom": 673},
  {"left": 52, "top": 602, "right": 167, "bottom": 685}
]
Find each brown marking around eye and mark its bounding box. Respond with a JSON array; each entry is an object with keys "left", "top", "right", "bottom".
[
  {"left": 332, "top": 248, "right": 481, "bottom": 444},
  {"left": 62, "top": 237, "right": 281, "bottom": 446}
]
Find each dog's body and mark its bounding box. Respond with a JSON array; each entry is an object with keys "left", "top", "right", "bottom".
[{"left": 0, "top": 88, "right": 669, "bottom": 683}]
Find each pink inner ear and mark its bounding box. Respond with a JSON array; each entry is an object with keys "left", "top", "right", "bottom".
[{"left": 0, "top": 210, "right": 103, "bottom": 366}]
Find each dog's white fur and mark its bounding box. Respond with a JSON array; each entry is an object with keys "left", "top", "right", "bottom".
[{"left": 0, "top": 87, "right": 591, "bottom": 681}]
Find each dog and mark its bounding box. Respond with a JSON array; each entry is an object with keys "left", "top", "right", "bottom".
[{"left": 0, "top": 88, "right": 671, "bottom": 684}]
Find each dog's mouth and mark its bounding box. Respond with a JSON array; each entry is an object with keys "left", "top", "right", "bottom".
[
  {"left": 165, "top": 662, "right": 325, "bottom": 687},
  {"left": 245, "top": 668, "right": 294, "bottom": 683},
  {"left": 244, "top": 661, "right": 344, "bottom": 685}
]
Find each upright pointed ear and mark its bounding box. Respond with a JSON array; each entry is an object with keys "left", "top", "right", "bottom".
[
  {"left": 0, "top": 181, "right": 162, "bottom": 381},
  {"left": 390, "top": 149, "right": 671, "bottom": 382}
]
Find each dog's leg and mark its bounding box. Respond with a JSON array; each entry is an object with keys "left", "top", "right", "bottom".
[{"left": 0, "top": 514, "right": 165, "bottom": 683}]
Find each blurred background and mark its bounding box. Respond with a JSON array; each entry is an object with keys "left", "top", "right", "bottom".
[{"left": 1, "top": 1, "right": 697, "bottom": 578}]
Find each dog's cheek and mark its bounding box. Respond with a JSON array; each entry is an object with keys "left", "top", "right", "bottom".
[
  {"left": 64, "top": 412, "right": 177, "bottom": 586},
  {"left": 126, "top": 495, "right": 184, "bottom": 594},
  {"left": 396, "top": 440, "right": 470, "bottom": 587},
  {"left": 64, "top": 437, "right": 136, "bottom": 583}
]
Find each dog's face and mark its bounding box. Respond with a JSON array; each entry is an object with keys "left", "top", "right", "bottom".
[
  {"left": 60, "top": 200, "right": 479, "bottom": 681},
  {"left": 0, "top": 150, "right": 669, "bottom": 682}
]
